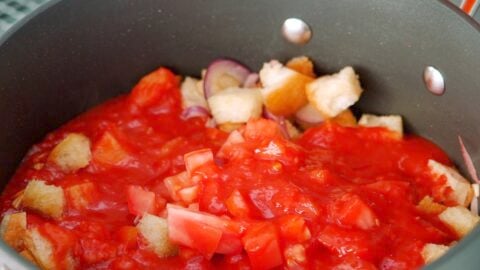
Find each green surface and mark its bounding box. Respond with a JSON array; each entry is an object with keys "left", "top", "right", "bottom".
[{"left": 0, "top": 0, "right": 49, "bottom": 36}]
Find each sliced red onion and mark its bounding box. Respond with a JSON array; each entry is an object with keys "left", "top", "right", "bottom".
[
  {"left": 295, "top": 103, "right": 324, "bottom": 125},
  {"left": 458, "top": 135, "right": 480, "bottom": 183},
  {"left": 180, "top": 106, "right": 210, "bottom": 120},
  {"left": 244, "top": 73, "right": 259, "bottom": 88},
  {"left": 263, "top": 109, "right": 290, "bottom": 139},
  {"left": 204, "top": 59, "right": 251, "bottom": 98}
]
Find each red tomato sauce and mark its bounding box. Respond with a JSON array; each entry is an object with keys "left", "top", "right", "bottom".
[{"left": 0, "top": 68, "right": 458, "bottom": 269}]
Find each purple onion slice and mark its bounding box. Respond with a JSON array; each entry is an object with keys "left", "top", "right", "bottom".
[
  {"left": 263, "top": 108, "right": 290, "bottom": 139},
  {"left": 180, "top": 106, "right": 210, "bottom": 120},
  {"left": 204, "top": 59, "right": 251, "bottom": 98},
  {"left": 458, "top": 135, "right": 480, "bottom": 183}
]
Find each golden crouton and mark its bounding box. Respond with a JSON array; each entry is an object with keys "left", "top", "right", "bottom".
[
  {"left": 428, "top": 159, "right": 474, "bottom": 207},
  {"left": 417, "top": 196, "right": 447, "bottom": 215},
  {"left": 19, "top": 249, "right": 37, "bottom": 264},
  {"left": 286, "top": 56, "right": 316, "bottom": 77},
  {"left": 24, "top": 227, "right": 75, "bottom": 270},
  {"left": 137, "top": 214, "right": 178, "bottom": 258},
  {"left": 24, "top": 228, "right": 56, "bottom": 270},
  {"left": 48, "top": 133, "right": 91, "bottom": 172},
  {"left": 306, "top": 66, "right": 363, "bottom": 118},
  {"left": 438, "top": 206, "right": 479, "bottom": 237},
  {"left": 260, "top": 60, "right": 313, "bottom": 116},
  {"left": 421, "top": 243, "right": 449, "bottom": 264},
  {"left": 0, "top": 212, "right": 27, "bottom": 250},
  {"left": 358, "top": 114, "right": 403, "bottom": 137},
  {"left": 21, "top": 180, "right": 65, "bottom": 219}
]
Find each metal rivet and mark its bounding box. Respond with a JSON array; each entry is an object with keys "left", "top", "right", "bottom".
[
  {"left": 282, "top": 18, "right": 312, "bottom": 45},
  {"left": 423, "top": 66, "right": 445, "bottom": 96}
]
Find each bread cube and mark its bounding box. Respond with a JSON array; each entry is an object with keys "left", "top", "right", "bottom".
[
  {"left": 286, "top": 56, "right": 316, "bottom": 77},
  {"left": 306, "top": 66, "right": 363, "bottom": 118},
  {"left": 259, "top": 60, "right": 313, "bottom": 116},
  {"left": 421, "top": 243, "right": 449, "bottom": 264},
  {"left": 48, "top": 133, "right": 91, "bottom": 172},
  {"left": 438, "top": 206, "right": 479, "bottom": 237},
  {"left": 208, "top": 87, "right": 263, "bottom": 124},
  {"left": 0, "top": 212, "right": 27, "bottom": 250},
  {"left": 417, "top": 196, "right": 446, "bottom": 215},
  {"left": 21, "top": 180, "right": 65, "bottom": 219},
  {"left": 180, "top": 77, "right": 208, "bottom": 109},
  {"left": 358, "top": 114, "right": 403, "bottom": 137},
  {"left": 137, "top": 213, "right": 178, "bottom": 258},
  {"left": 24, "top": 228, "right": 56, "bottom": 270},
  {"left": 428, "top": 159, "right": 474, "bottom": 207}
]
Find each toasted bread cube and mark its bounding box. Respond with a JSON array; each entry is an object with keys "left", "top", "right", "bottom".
[
  {"left": 439, "top": 206, "right": 479, "bottom": 237},
  {"left": 21, "top": 180, "right": 65, "bottom": 219},
  {"left": 306, "top": 66, "right": 363, "bottom": 118},
  {"left": 218, "top": 122, "right": 244, "bottom": 133},
  {"left": 19, "top": 249, "right": 37, "bottom": 264},
  {"left": 417, "top": 196, "right": 447, "bottom": 215},
  {"left": 0, "top": 212, "right": 27, "bottom": 250},
  {"left": 137, "top": 213, "right": 178, "bottom": 258},
  {"left": 286, "top": 56, "right": 316, "bottom": 77},
  {"left": 422, "top": 243, "right": 449, "bottom": 264},
  {"left": 24, "top": 228, "right": 56, "bottom": 270},
  {"left": 428, "top": 159, "right": 474, "bottom": 207},
  {"left": 358, "top": 114, "right": 403, "bottom": 137},
  {"left": 208, "top": 87, "right": 263, "bottom": 124},
  {"left": 259, "top": 60, "right": 313, "bottom": 116},
  {"left": 48, "top": 133, "right": 91, "bottom": 172},
  {"left": 180, "top": 77, "right": 208, "bottom": 109}
]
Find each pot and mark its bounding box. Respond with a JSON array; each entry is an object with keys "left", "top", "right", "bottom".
[{"left": 0, "top": 0, "right": 479, "bottom": 269}]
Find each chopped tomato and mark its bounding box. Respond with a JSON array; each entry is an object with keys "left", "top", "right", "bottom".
[
  {"left": 92, "top": 131, "right": 129, "bottom": 166},
  {"left": 167, "top": 204, "right": 243, "bottom": 258},
  {"left": 199, "top": 179, "right": 227, "bottom": 215},
  {"left": 242, "top": 222, "right": 283, "bottom": 270},
  {"left": 184, "top": 148, "right": 216, "bottom": 177},
  {"left": 364, "top": 180, "right": 412, "bottom": 199},
  {"left": 318, "top": 225, "right": 384, "bottom": 261},
  {"left": 243, "top": 118, "right": 283, "bottom": 142},
  {"left": 115, "top": 226, "right": 139, "bottom": 250},
  {"left": 225, "top": 190, "right": 250, "bottom": 218},
  {"left": 164, "top": 171, "right": 197, "bottom": 202},
  {"left": 277, "top": 215, "right": 311, "bottom": 242},
  {"left": 328, "top": 193, "right": 379, "bottom": 230},
  {"left": 177, "top": 185, "right": 200, "bottom": 204},
  {"left": 129, "top": 67, "right": 180, "bottom": 108},
  {"left": 127, "top": 185, "right": 157, "bottom": 216},
  {"left": 65, "top": 182, "right": 98, "bottom": 211},
  {"left": 254, "top": 138, "right": 303, "bottom": 166}
]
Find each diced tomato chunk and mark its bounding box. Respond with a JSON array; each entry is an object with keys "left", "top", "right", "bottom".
[
  {"left": 328, "top": 193, "right": 379, "bottom": 230},
  {"left": 92, "top": 131, "right": 129, "bottom": 166},
  {"left": 225, "top": 190, "right": 250, "bottom": 218},
  {"left": 184, "top": 148, "right": 215, "bottom": 176},
  {"left": 65, "top": 182, "right": 98, "bottom": 211},
  {"left": 277, "top": 215, "right": 311, "bottom": 242},
  {"left": 129, "top": 67, "right": 179, "bottom": 108},
  {"left": 254, "top": 138, "right": 303, "bottom": 166},
  {"left": 167, "top": 204, "right": 243, "bottom": 258},
  {"left": 217, "top": 130, "right": 248, "bottom": 160},
  {"left": 115, "top": 226, "right": 139, "bottom": 250},
  {"left": 164, "top": 171, "right": 196, "bottom": 201},
  {"left": 127, "top": 185, "right": 157, "bottom": 216},
  {"left": 178, "top": 185, "right": 200, "bottom": 204},
  {"left": 318, "top": 225, "right": 384, "bottom": 261},
  {"left": 243, "top": 118, "right": 283, "bottom": 142},
  {"left": 242, "top": 222, "right": 283, "bottom": 270}
]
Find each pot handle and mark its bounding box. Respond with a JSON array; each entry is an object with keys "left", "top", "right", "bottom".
[{"left": 451, "top": 0, "right": 480, "bottom": 22}]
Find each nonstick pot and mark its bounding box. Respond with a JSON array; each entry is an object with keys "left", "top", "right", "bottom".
[{"left": 0, "top": 0, "right": 480, "bottom": 269}]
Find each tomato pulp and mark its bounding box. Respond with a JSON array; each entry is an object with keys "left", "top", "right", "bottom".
[{"left": 0, "top": 68, "right": 457, "bottom": 269}]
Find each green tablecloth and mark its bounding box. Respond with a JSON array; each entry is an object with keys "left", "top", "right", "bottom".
[{"left": 0, "top": 0, "right": 49, "bottom": 36}]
